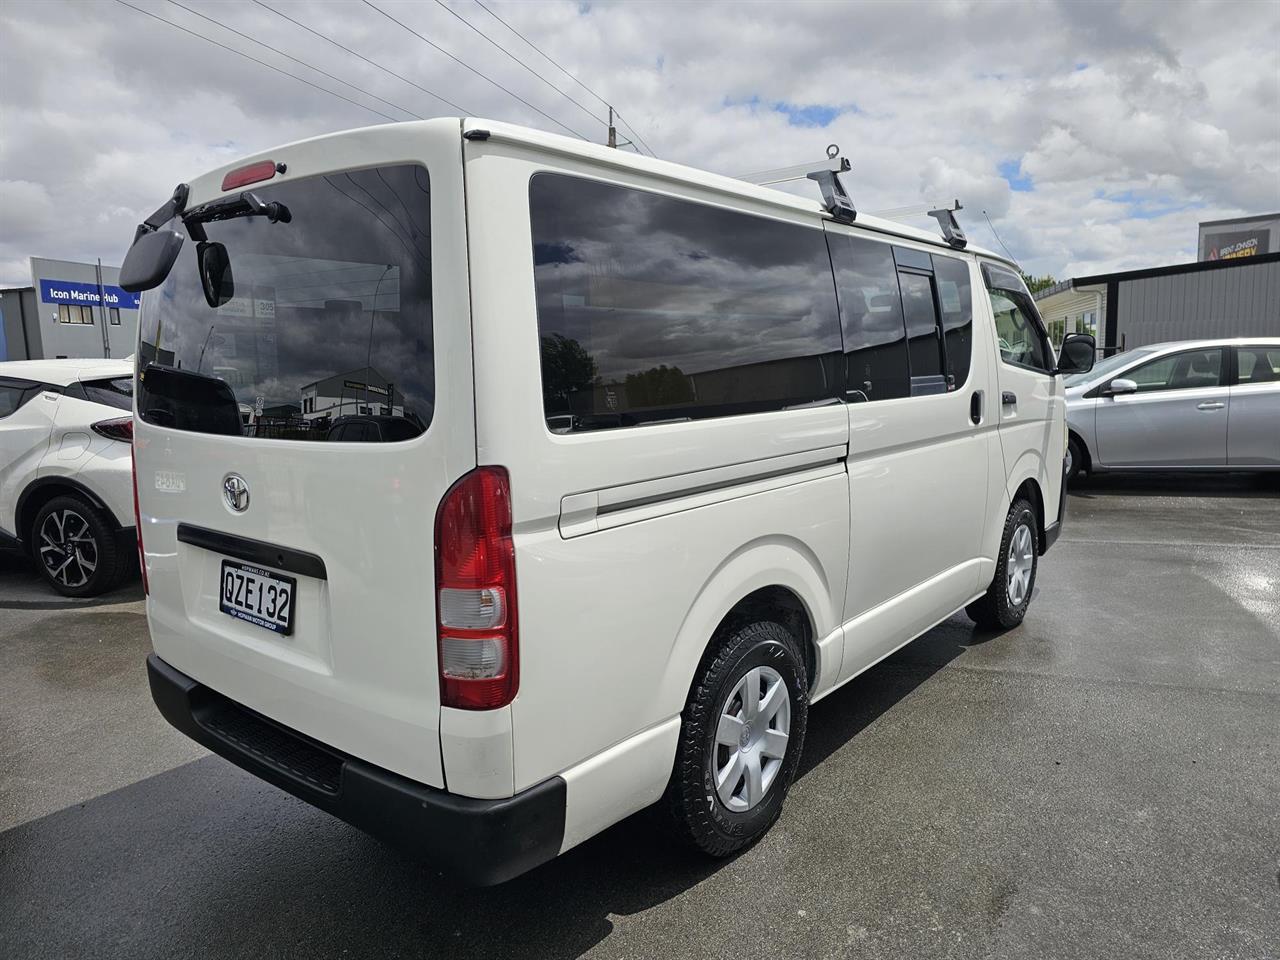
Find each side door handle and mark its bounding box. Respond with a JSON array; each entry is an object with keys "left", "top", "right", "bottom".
[
  {"left": 1196, "top": 401, "right": 1225, "bottom": 411},
  {"left": 970, "top": 390, "right": 984, "bottom": 425},
  {"left": 1001, "top": 391, "right": 1017, "bottom": 406}
]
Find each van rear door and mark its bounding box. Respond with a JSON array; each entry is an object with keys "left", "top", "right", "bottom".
[{"left": 135, "top": 123, "right": 473, "bottom": 788}]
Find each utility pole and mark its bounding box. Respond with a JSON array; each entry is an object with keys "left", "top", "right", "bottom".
[
  {"left": 607, "top": 105, "right": 617, "bottom": 149},
  {"left": 95, "top": 258, "right": 111, "bottom": 358}
]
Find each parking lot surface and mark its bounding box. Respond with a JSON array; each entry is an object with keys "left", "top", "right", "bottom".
[{"left": 2, "top": 476, "right": 1278, "bottom": 960}]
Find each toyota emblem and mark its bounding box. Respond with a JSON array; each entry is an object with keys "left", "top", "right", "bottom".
[{"left": 222, "top": 474, "right": 250, "bottom": 513}]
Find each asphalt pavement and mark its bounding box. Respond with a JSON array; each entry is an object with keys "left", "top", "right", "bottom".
[{"left": 2, "top": 474, "right": 1278, "bottom": 960}]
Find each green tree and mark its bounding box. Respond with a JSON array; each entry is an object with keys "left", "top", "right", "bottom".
[{"left": 1020, "top": 272, "right": 1058, "bottom": 295}]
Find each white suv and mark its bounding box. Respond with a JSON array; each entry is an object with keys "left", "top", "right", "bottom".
[
  {"left": 0, "top": 358, "right": 138, "bottom": 596},
  {"left": 124, "top": 119, "right": 1093, "bottom": 884}
]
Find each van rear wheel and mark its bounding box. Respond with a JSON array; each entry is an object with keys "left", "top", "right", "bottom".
[
  {"left": 967, "top": 498, "right": 1038, "bottom": 630},
  {"left": 666, "top": 620, "right": 808, "bottom": 857}
]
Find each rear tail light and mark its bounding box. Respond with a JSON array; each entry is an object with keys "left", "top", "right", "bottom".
[
  {"left": 434, "top": 467, "right": 518, "bottom": 710},
  {"left": 131, "top": 444, "right": 148, "bottom": 595},
  {"left": 92, "top": 417, "right": 134, "bottom": 442}
]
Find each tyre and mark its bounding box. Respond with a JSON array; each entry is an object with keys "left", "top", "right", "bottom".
[
  {"left": 1064, "top": 435, "right": 1087, "bottom": 484},
  {"left": 30, "top": 495, "right": 124, "bottom": 598},
  {"left": 966, "top": 498, "right": 1038, "bottom": 630},
  {"left": 666, "top": 620, "right": 809, "bottom": 857}
]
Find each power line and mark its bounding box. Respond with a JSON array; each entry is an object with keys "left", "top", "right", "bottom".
[
  {"left": 362, "top": 0, "right": 591, "bottom": 141},
  {"left": 111, "top": 0, "right": 402, "bottom": 123},
  {"left": 431, "top": 0, "right": 607, "bottom": 132},
  {"left": 165, "top": 0, "right": 423, "bottom": 121},
  {"left": 252, "top": 0, "right": 473, "bottom": 117},
  {"left": 471, "top": 0, "right": 656, "bottom": 157}
]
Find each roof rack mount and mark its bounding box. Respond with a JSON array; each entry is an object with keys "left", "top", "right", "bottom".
[{"left": 738, "top": 144, "right": 857, "bottom": 224}]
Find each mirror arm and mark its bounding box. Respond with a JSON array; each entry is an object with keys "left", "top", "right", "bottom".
[{"left": 132, "top": 183, "right": 190, "bottom": 243}]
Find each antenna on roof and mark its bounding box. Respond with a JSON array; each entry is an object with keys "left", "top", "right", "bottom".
[{"left": 737, "top": 144, "right": 856, "bottom": 224}]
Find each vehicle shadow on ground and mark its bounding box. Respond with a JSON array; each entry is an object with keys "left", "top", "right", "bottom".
[
  {"left": 0, "top": 553, "right": 143, "bottom": 609},
  {"left": 0, "top": 618, "right": 986, "bottom": 960},
  {"left": 1068, "top": 471, "right": 1279, "bottom": 500}
]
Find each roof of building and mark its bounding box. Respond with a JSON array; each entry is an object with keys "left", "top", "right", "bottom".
[
  {"left": 1197, "top": 212, "right": 1280, "bottom": 229},
  {"left": 1035, "top": 250, "right": 1280, "bottom": 300}
]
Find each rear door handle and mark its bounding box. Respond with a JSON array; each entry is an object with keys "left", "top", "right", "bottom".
[
  {"left": 1001, "top": 391, "right": 1017, "bottom": 406},
  {"left": 970, "top": 390, "right": 983, "bottom": 425},
  {"left": 1196, "top": 401, "right": 1225, "bottom": 411}
]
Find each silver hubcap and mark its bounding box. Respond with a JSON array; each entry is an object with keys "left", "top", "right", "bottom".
[
  {"left": 38, "top": 509, "right": 98, "bottom": 588},
  {"left": 713, "top": 665, "right": 790, "bottom": 812},
  {"left": 1064, "top": 446, "right": 1074, "bottom": 476},
  {"left": 1006, "top": 522, "right": 1034, "bottom": 607}
]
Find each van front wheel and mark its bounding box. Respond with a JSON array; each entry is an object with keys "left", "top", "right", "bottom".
[
  {"left": 967, "top": 498, "right": 1038, "bottom": 630},
  {"left": 666, "top": 620, "right": 808, "bottom": 857}
]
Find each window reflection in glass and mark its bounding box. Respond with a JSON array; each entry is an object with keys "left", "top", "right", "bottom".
[
  {"left": 136, "top": 164, "right": 433, "bottom": 442},
  {"left": 531, "top": 174, "right": 843, "bottom": 430},
  {"left": 828, "top": 234, "right": 909, "bottom": 402}
]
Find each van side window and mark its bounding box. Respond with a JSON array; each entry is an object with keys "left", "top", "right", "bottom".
[
  {"left": 932, "top": 255, "right": 972, "bottom": 388},
  {"left": 982, "top": 264, "right": 1052, "bottom": 373},
  {"left": 530, "top": 174, "right": 843, "bottom": 431},
  {"left": 897, "top": 271, "right": 945, "bottom": 389},
  {"left": 826, "top": 234, "right": 909, "bottom": 402}
]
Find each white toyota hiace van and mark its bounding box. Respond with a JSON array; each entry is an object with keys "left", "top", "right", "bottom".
[{"left": 123, "top": 119, "right": 1094, "bottom": 884}]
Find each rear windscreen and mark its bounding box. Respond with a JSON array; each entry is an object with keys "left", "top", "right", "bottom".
[{"left": 137, "top": 164, "right": 433, "bottom": 441}]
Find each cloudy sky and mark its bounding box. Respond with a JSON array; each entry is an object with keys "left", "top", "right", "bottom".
[{"left": 1, "top": 0, "right": 1277, "bottom": 287}]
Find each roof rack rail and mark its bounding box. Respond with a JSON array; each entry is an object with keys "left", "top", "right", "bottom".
[
  {"left": 927, "top": 201, "right": 968, "bottom": 249},
  {"left": 737, "top": 145, "right": 856, "bottom": 224}
]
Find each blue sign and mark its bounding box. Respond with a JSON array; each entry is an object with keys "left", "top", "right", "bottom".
[{"left": 39, "top": 278, "right": 141, "bottom": 311}]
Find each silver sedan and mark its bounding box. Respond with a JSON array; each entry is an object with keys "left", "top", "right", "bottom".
[{"left": 1064, "top": 337, "right": 1280, "bottom": 482}]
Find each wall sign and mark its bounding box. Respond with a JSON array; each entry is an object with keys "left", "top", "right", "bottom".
[{"left": 38, "top": 278, "right": 141, "bottom": 310}]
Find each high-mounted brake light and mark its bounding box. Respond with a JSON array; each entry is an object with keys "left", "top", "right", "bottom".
[
  {"left": 91, "top": 417, "right": 134, "bottom": 442},
  {"left": 131, "top": 444, "right": 148, "bottom": 595},
  {"left": 221, "top": 159, "right": 279, "bottom": 192},
  {"left": 434, "top": 467, "right": 518, "bottom": 710}
]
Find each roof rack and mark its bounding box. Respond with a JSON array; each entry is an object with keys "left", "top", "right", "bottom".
[
  {"left": 737, "top": 145, "right": 856, "bottom": 224},
  {"left": 927, "top": 201, "right": 968, "bottom": 249}
]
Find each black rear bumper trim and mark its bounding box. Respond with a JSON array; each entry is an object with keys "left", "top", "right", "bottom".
[
  {"left": 176, "top": 523, "right": 327, "bottom": 580},
  {"left": 147, "top": 654, "right": 565, "bottom": 885}
]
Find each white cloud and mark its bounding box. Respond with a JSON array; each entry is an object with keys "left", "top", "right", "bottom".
[{"left": 0, "top": 0, "right": 1276, "bottom": 287}]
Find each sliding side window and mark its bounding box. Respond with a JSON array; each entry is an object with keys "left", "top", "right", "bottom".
[
  {"left": 530, "top": 174, "right": 843, "bottom": 431},
  {"left": 827, "top": 234, "right": 909, "bottom": 402}
]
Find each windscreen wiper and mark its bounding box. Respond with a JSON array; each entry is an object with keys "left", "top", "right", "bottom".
[{"left": 182, "top": 190, "right": 291, "bottom": 241}]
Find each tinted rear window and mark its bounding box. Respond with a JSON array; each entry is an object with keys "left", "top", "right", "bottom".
[
  {"left": 76, "top": 377, "right": 134, "bottom": 411},
  {"left": 530, "top": 173, "right": 842, "bottom": 431},
  {"left": 137, "top": 164, "right": 432, "bottom": 441}
]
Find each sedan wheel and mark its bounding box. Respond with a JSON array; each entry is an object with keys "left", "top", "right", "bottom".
[{"left": 38, "top": 508, "right": 99, "bottom": 589}]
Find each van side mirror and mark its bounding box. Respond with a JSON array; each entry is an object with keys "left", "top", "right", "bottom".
[
  {"left": 120, "top": 229, "right": 184, "bottom": 292},
  {"left": 1054, "top": 333, "right": 1096, "bottom": 375}
]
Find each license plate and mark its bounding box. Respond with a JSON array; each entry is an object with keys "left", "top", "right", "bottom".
[{"left": 219, "top": 560, "right": 296, "bottom": 636}]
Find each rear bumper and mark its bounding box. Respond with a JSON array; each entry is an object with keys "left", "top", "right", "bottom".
[{"left": 146, "top": 654, "right": 565, "bottom": 885}]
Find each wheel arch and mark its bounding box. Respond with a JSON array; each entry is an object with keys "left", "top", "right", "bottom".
[
  {"left": 16, "top": 477, "right": 125, "bottom": 550},
  {"left": 1010, "top": 476, "right": 1047, "bottom": 556},
  {"left": 659, "top": 536, "right": 839, "bottom": 713},
  {"left": 1067, "top": 428, "right": 1093, "bottom": 473}
]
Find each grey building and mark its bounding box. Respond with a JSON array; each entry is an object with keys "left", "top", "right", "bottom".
[
  {"left": 1035, "top": 252, "right": 1280, "bottom": 355},
  {"left": 0, "top": 257, "right": 139, "bottom": 361}
]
